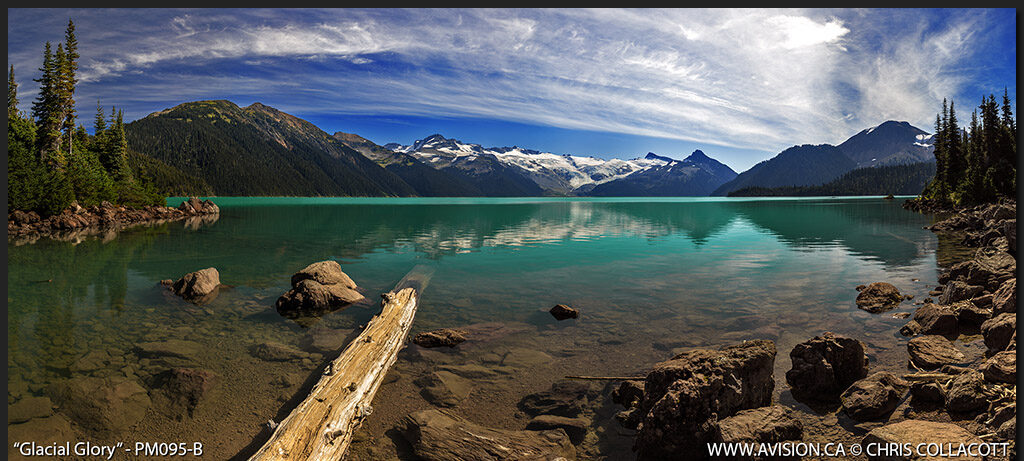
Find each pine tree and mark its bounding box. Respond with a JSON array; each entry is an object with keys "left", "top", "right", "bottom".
[
  {"left": 946, "top": 101, "right": 965, "bottom": 189},
  {"left": 60, "top": 19, "right": 79, "bottom": 137},
  {"left": 93, "top": 101, "right": 106, "bottom": 135},
  {"left": 32, "top": 41, "right": 64, "bottom": 167},
  {"left": 8, "top": 65, "right": 19, "bottom": 119}
]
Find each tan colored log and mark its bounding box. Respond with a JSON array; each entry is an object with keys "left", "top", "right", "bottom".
[{"left": 250, "top": 286, "right": 419, "bottom": 460}]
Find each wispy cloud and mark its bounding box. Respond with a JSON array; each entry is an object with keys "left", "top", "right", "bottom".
[{"left": 7, "top": 8, "right": 1015, "bottom": 165}]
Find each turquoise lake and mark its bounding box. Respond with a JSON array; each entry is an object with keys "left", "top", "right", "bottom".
[{"left": 7, "top": 197, "right": 962, "bottom": 459}]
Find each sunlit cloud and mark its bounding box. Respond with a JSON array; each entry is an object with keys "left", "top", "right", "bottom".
[{"left": 6, "top": 8, "right": 1015, "bottom": 170}]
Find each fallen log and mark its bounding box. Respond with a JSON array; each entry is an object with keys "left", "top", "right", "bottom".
[{"left": 249, "top": 268, "right": 429, "bottom": 460}]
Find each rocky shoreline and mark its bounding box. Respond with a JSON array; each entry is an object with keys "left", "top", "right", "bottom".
[
  {"left": 373, "top": 200, "right": 1018, "bottom": 460},
  {"left": 7, "top": 197, "right": 220, "bottom": 244}
]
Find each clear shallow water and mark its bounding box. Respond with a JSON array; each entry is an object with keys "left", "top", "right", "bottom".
[{"left": 7, "top": 197, "right": 950, "bottom": 459}]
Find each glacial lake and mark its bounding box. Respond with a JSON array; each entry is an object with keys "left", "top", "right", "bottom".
[{"left": 8, "top": 197, "right": 976, "bottom": 459}]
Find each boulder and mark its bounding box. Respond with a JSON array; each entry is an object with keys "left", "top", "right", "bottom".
[
  {"left": 944, "top": 370, "right": 988, "bottom": 413},
  {"left": 397, "top": 409, "right": 575, "bottom": 461},
  {"left": 950, "top": 300, "right": 990, "bottom": 326},
  {"left": 634, "top": 340, "right": 776, "bottom": 459},
  {"left": 525, "top": 415, "right": 589, "bottom": 445},
  {"left": 170, "top": 267, "right": 220, "bottom": 302},
  {"left": 840, "top": 372, "right": 908, "bottom": 422},
  {"left": 906, "top": 335, "right": 966, "bottom": 370},
  {"left": 862, "top": 420, "right": 983, "bottom": 460},
  {"left": 938, "top": 281, "right": 984, "bottom": 305},
  {"left": 49, "top": 376, "right": 151, "bottom": 433},
  {"left": 909, "top": 382, "right": 944, "bottom": 404},
  {"left": 413, "top": 328, "right": 467, "bottom": 348},
  {"left": 275, "top": 261, "right": 364, "bottom": 317},
  {"left": 549, "top": 304, "right": 579, "bottom": 320},
  {"left": 518, "top": 380, "right": 593, "bottom": 418},
  {"left": 855, "top": 282, "right": 907, "bottom": 313},
  {"left": 981, "top": 313, "right": 1016, "bottom": 354},
  {"left": 979, "top": 350, "right": 1016, "bottom": 384},
  {"left": 991, "top": 278, "right": 1016, "bottom": 316},
  {"left": 908, "top": 303, "right": 958, "bottom": 337},
  {"left": 785, "top": 332, "right": 868, "bottom": 400},
  {"left": 712, "top": 405, "right": 803, "bottom": 448}
]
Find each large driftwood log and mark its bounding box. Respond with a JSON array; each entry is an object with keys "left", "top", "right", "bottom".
[{"left": 250, "top": 286, "right": 419, "bottom": 460}]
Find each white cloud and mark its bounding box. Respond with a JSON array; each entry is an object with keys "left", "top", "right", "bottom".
[{"left": 9, "top": 8, "right": 1009, "bottom": 166}]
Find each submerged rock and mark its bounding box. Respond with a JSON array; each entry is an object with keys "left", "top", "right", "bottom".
[
  {"left": 855, "top": 282, "right": 907, "bottom": 313},
  {"left": 549, "top": 304, "right": 579, "bottom": 320},
  {"left": 397, "top": 409, "right": 575, "bottom": 461},
  {"left": 250, "top": 341, "right": 307, "bottom": 362},
  {"left": 634, "top": 340, "right": 776, "bottom": 459},
  {"left": 8, "top": 396, "right": 55, "bottom": 424},
  {"left": 525, "top": 415, "right": 589, "bottom": 445},
  {"left": 49, "top": 375, "right": 151, "bottom": 433},
  {"left": 275, "top": 261, "right": 364, "bottom": 318},
  {"left": 413, "top": 328, "right": 467, "bottom": 348},
  {"left": 519, "top": 380, "right": 592, "bottom": 418},
  {"left": 170, "top": 267, "right": 220, "bottom": 302},
  {"left": 840, "top": 372, "right": 908, "bottom": 422},
  {"left": 907, "top": 335, "right": 966, "bottom": 370},
  {"left": 785, "top": 332, "right": 868, "bottom": 400},
  {"left": 159, "top": 368, "right": 217, "bottom": 417},
  {"left": 416, "top": 371, "right": 473, "bottom": 408}
]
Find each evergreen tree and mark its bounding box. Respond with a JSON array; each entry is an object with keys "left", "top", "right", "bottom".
[
  {"left": 60, "top": 19, "right": 79, "bottom": 137},
  {"left": 8, "top": 65, "right": 18, "bottom": 119},
  {"left": 32, "top": 41, "right": 64, "bottom": 167}
]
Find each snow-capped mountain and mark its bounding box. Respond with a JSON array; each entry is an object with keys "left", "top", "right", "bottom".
[{"left": 386, "top": 134, "right": 681, "bottom": 195}]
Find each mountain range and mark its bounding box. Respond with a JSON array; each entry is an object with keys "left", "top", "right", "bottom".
[{"left": 124, "top": 100, "right": 935, "bottom": 198}]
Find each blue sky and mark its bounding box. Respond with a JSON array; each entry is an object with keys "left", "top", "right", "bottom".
[{"left": 7, "top": 8, "right": 1016, "bottom": 171}]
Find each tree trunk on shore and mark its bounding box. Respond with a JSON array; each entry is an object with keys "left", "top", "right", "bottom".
[{"left": 249, "top": 286, "right": 419, "bottom": 460}]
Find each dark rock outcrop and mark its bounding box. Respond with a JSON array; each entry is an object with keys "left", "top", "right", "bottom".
[
  {"left": 944, "top": 370, "right": 989, "bottom": 414},
  {"left": 397, "top": 409, "right": 576, "bottom": 460},
  {"left": 785, "top": 332, "right": 868, "bottom": 400},
  {"left": 634, "top": 340, "right": 776, "bottom": 459},
  {"left": 8, "top": 198, "right": 219, "bottom": 242}
]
